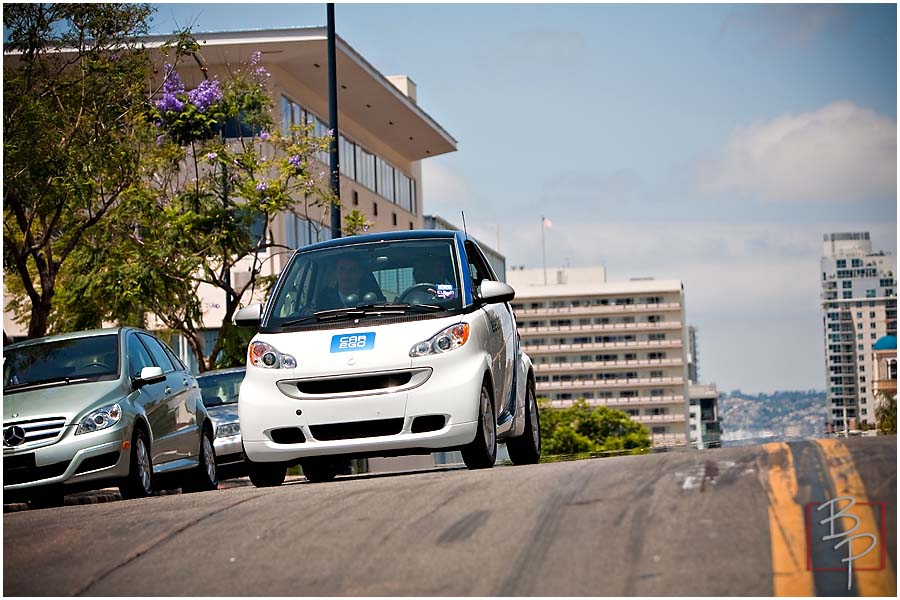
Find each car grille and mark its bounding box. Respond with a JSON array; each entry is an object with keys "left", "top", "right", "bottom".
[
  {"left": 3, "top": 453, "right": 70, "bottom": 485},
  {"left": 296, "top": 372, "right": 413, "bottom": 395},
  {"left": 309, "top": 418, "right": 405, "bottom": 441},
  {"left": 277, "top": 368, "right": 432, "bottom": 399},
  {"left": 3, "top": 416, "right": 68, "bottom": 448}
]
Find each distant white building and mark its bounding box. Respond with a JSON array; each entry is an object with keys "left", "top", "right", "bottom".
[
  {"left": 820, "top": 232, "right": 897, "bottom": 431},
  {"left": 689, "top": 383, "right": 722, "bottom": 449},
  {"left": 507, "top": 267, "right": 691, "bottom": 447}
]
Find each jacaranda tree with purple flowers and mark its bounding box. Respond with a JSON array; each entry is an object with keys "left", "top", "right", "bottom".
[{"left": 76, "top": 35, "right": 360, "bottom": 370}]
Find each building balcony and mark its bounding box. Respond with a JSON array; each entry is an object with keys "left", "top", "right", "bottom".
[
  {"left": 524, "top": 339, "right": 683, "bottom": 354},
  {"left": 535, "top": 358, "right": 684, "bottom": 372},
  {"left": 512, "top": 302, "right": 682, "bottom": 318},
  {"left": 518, "top": 321, "right": 683, "bottom": 337},
  {"left": 634, "top": 413, "right": 687, "bottom": 424},
  {"left": 537, "top": 376, "right": 685, "bottom": 392},
  {"left": 546, "top": 395, "right": 686, "bottom": 408}
]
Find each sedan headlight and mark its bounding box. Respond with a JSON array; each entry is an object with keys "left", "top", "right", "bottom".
[
  {"left": 410, "top": 323, "right": 470, "bottom": 357},
  {"left": 216, "top": 422, "right": 241, "bottom": 438},
  {"left": 248, "top": 341, "right": 297, "bottom": 369},
  {"left": 76, "top": 403, "right": 122, "bottom": 435}
]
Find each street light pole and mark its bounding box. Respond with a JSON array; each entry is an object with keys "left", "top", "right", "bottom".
[{"left": 327, "top": 3, "right": 342, "bottom": 239}]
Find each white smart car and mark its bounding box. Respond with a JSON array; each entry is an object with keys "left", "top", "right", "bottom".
[{"left": 234, "top": 230, "right": 540, "bottom": 486}]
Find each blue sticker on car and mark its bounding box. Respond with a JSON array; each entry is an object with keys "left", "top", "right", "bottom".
[{"left": 330, "top": 332, "right": 375, "bottom": 353}]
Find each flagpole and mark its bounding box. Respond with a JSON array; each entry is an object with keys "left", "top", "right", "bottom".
[{"left": 541, "top": 216, "right": 547, "bottom": 285}]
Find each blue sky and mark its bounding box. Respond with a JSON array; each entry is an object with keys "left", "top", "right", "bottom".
[{"left": 151, "top": 3, "right": 897, "bottom": 393}]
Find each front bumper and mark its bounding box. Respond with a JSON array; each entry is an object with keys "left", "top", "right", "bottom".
[
  {"left": 3, "top": 423, "right": 130, "bottom": 491},
  {"left": 240, "top": 350, "right": 486, "bottom": 463},
  {"left": 213, "top": 434, "right": 245, "bottom": 466}
]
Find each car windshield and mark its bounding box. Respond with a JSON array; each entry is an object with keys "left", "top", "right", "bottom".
[
  {"left": 197, "top": 370, "right": 245, "bottom": 406},
  {"left": 266, "top": 238, "right": 463, "bottom": 328},
  {"left": 3, "top": 334, "right": 120, "bottom": 392}
]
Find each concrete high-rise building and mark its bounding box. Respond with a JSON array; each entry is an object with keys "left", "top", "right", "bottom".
[
  {"left": 820, "top": 232, "right": 897, "bottom": 431},
  {"left": 689, "top": 383, "right": 722, "bottom": 449},
  {"left": 507, "top": 267, "right": 691, "bottom": 446}
]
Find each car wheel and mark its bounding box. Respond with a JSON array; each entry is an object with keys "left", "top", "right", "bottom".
[
  {"left": 247, "top": 461, "right": 287, "bottom": 488},
  {"left": 120, "top": 427, "right": 154, "bottom": 499},
  {"left": 462, "top": 379, "right": 497, "bottom": 470},
  {"left": 300, "top": 458, "right": 339, "bottom": 483},
  {"left": 183, "top": 427, "right": 218, "bottom": 493},
  {"left": 506, "top": 382, "right": 541, "bottom": 465}
]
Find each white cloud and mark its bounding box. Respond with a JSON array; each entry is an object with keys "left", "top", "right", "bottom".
[{"left": 694, "top": 101, "right": 897, "bottom": 203}]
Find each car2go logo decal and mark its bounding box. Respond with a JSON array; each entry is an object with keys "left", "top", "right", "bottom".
[{"left": 330, "top": 332, "right": 376, "bottom": 353}]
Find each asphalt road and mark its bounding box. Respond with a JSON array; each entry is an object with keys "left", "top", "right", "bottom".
[{"left": 4, "top": 437, "right": 896, "bottom": 596}]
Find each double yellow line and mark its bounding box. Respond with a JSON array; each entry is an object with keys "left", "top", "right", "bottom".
[{"left": 763, "top": 440, "right": 896, "bottom": 597}]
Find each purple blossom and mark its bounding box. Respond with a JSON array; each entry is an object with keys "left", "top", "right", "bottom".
[
  {"left": 256, "top": 181, "right": 269, "bottom": 192},
  {"left": 288, "top": 155, "right": 302, "bottom": 170},
  {"left": 250, "top": 51, "right": 262, "bottom": 65},
  {"left": 259, "top": 131, "right": 270, "bottom": 141},
  {"left": 156, "top": 134, "right": 165, "bottom": 146},
  {"left": 187, "top": 78, "right": 223, "bottom": 113},
  {"left": 205, "top": 152, "right": 218, "bottom": 162},
  {"left": 327, "top": 129, "right": 335, "bottom": 137},
  {"left": 155, "top": 64, "right": 185, "bottom": 113}
]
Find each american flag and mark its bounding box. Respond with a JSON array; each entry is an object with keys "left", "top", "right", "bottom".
[{"left": 542, "top": 216, "right": 553, "bottom": 229}]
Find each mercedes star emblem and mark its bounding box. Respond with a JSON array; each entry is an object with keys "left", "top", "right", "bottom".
[{"left": 4, "top": 426, "right": 27, "bottom": 447}]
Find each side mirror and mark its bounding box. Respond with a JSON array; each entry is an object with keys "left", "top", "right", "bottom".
[
  {"left": 234, "top": 303, "right": 262, "bottom": 327},
  {"left": 134, "top": 366, "right": 165, "bottom": 389},
  {"left": 477, "top": 280, "right": 516, "bottom": 305}
]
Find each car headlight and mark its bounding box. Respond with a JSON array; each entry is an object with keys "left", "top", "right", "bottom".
[
  {"left": 216, "top": 423, "right": 241, "bottom": 438},
  {"left": 248, "top": 341, "right": 297, "bottom": 369},
  {"left": 75, "top": 403, "right": 122, "bottom": 435},
  {"left": 410, "top": 323, "right": 470, "bottom": 357}
]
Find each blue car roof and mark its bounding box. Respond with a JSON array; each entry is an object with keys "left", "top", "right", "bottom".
[{"left": 299, "top": 229, "right": 462, "bottom": 253}]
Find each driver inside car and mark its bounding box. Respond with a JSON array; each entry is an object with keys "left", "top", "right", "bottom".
[{"left": 315, "top": 255, "right": 386, "bottom": 310}]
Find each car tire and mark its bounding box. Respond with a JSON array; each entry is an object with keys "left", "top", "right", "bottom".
[
  {"left": 300, "top": 458, "right": 339, "bottom": 483},
  {"left": 182, "top": 427, "right": 218, "bottom": 493},
  {"left": 247, "top": 461, "right": 287, "bottom": 488},
  {"left": 120, "top": 427, "right": 154, "bottom": 500},
  {"left": 506, "top": 382, "right": 541, "bottom": 465},
  {"left": 462, "top": 379, "right": 497, "bottom": 470}
]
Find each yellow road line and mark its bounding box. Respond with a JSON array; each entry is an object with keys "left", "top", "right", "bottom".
[
  {"left": 815, "top": 438, "right": 897, "bottom": 597},
  {"left": 762, "top": 442, "right": 816, "bottom": 596}
]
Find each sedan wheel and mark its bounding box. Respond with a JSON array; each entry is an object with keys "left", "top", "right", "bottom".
[
  {"left": 120, "top": 428, "right": 154, "bottom": 500},
  {"left": 183, "top": 428, "right": 219, "bottom": 493}
]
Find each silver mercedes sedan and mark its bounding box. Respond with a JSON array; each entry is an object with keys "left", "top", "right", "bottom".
[{"left": 3, "top": 328, "right": 219, "bottom": 507}]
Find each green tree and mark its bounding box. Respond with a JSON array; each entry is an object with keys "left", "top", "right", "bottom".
[
  {"left": 875, "top": 391, "right": 897, "bottom": 435},
  {"left": 538, "top": 398, "right": 651, "bottom": 456},
  {"left": 3, "top": 3, "right": 156, "bottom": 338}
]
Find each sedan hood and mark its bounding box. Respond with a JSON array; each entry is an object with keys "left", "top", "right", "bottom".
[
  {"left": 3, "top": 379, "right": 128, "bottom": 425},
  {"left": 206, "top": 402, "right": 239, "bottom": 427}
]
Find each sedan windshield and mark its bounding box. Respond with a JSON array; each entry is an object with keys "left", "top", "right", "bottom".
[
  {"left": 3, "top": 334, "right": 120, "bottom": 392},
  {"left": 197, "top": 371, "right": 245, "bottom": 406},
  {"left": 266, "top": 239, "right": 463, "bottom": 328}
]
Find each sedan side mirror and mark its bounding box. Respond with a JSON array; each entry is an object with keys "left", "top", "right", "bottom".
[
  {"left": 234, "top": 303, "right": 263, "bottom": 327},
  {"left": 477, "top": 280, "right": 516, "bottom": 305},
  {"left": 134, "top": 366, "right": 165, "bottom": 389}
]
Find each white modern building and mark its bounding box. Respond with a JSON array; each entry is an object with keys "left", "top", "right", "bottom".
[
  {"left": 688, "top": 383, "right": 722, "bottom": 449},
  {"left": 820, "top": 232, "right": 897, "bottom": 431},
  {"left": 507, "top": 267, "right": 691, "bottom": 447}
]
